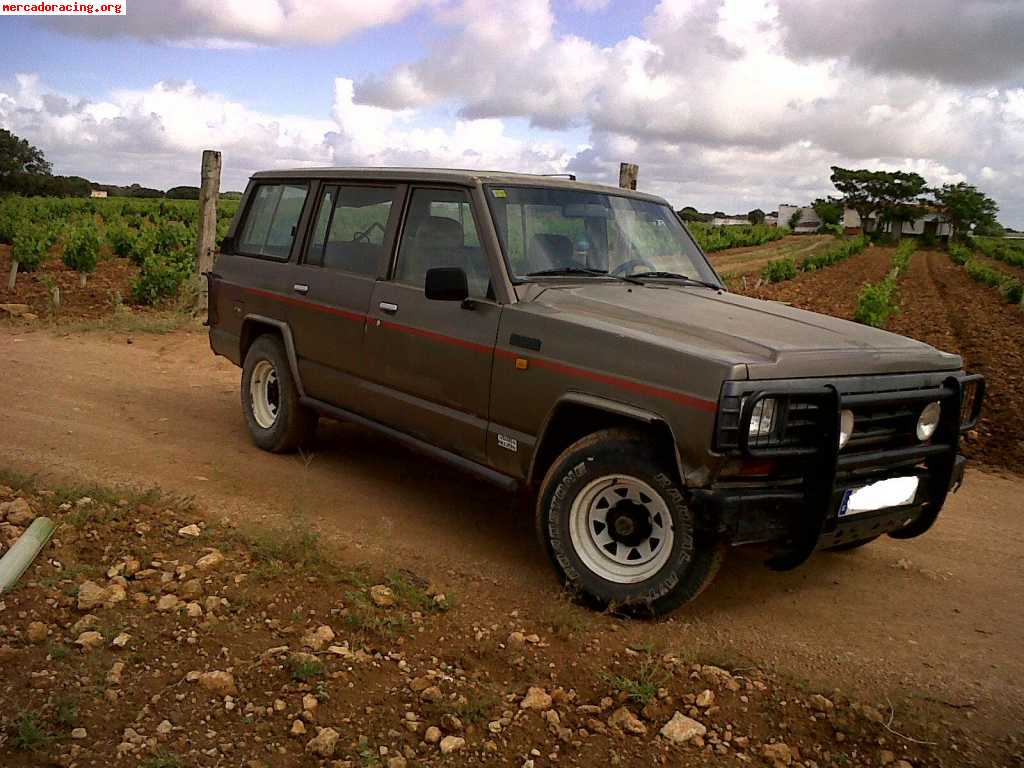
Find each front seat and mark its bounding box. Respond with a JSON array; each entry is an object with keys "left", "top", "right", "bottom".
[
  {"left": 528, "top": 233, "right": 573, "bottom": 273},
  {"left": 405, "top": 216, "right": 465, "bottom": 285}
]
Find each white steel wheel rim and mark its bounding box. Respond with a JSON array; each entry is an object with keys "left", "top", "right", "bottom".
[
  {"left": 250, "top": 359, "right": 280, "bottom": 429},
  {"left": 568, "top": 475, "right": 674, "bottom": 584}
]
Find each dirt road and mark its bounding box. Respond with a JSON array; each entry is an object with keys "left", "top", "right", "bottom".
[{"left": 1, "top": 326, "right": 1022, "bottom": 738}]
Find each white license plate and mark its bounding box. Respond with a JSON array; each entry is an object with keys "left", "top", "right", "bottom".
[{"left": 839, "top": 476, "right": 919, "bottom": 518}]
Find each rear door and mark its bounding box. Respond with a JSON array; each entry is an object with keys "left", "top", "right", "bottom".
[
  {"left": 288, "top": 183, "right": 405, "bottom": 409},
  {"left": 361, "top": 187, "right": 501, "bottom": 463}
]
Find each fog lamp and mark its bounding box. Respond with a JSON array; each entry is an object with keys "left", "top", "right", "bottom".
[
  {"left": 917, "top": 401, "right": 941, "bottom": 441},
  {"left": 748, "top": 398, "right": 779, "bottom": 439},
  {"left": 838, "top": 409, "right": 855, "bottom": 449}
]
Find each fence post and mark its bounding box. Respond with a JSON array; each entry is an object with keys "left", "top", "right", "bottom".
[
  {"left": 618, "top": 162, "right": 638, "bottom": 190},
  {"left": 195, "top": 149, "right": 222, "bottom": 314}
]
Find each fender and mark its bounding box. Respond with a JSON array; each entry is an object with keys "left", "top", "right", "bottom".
[
  {"left": 527, "top": 392, "right": 689, "bottom": 487},
  {"left": 240, "top": 315, "right": 306, "bottom": 399}
]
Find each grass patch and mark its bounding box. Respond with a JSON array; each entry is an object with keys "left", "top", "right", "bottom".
[
  {"left": 53, "top": 696, "right": 78, "bottom": 728},
  {"left": 385, "top": 569, "right": 450, "bottom": 613},
  {"left": 761, "top": 256, "right": 797, "bottom": 283},
  {"left": 54, "top": 305, "right": 193, "bottom": 336},
  {"left": 425, "top": 692, "right": 500, "bottom": 725},
  {"left": 0, "top": 467, "right": 37, "bottom": 493},
  {"left": 9, "top": 711, "right": 52, "bottom": 751},
  {"left": 245, "top": 521, "right": 324, "bottom": 580},
  {"left": 602, "top": 659, "right": 667, "bottom": 706},
  {"left": 140, "top": 753, "right": 185, "bottom": 768},
  {"left": 286, "top": 655, "right": 325, "bottom": 682}
]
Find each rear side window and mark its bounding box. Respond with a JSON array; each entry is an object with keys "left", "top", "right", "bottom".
[
  {"left": 237, "top": 183, "right": 308, "bottom": 259},
  {"left": 305, "top": 185, "right": 397, "bottom": 275}
]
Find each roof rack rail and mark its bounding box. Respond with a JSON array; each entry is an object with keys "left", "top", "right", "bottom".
[{"left": 538, "top": 173, "right": 577, "bottom": 181}]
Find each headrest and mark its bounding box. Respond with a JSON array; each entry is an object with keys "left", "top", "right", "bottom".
[
  {"left": 530, "top": 233, "right": 573, "bottom": 265},
  {"left": 415, "top": 216, "right": 464, "bottom": 250}
]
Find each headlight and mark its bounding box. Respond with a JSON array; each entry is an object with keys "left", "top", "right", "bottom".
[
  {"left": 916, "top": 401, "right": 941, "bottom": 441},
  {"left": 838, "top": 409, "right": 855, "bottom": 449},
  {"left": 748, "top": 398, "right": 779, "bottom": 439}
]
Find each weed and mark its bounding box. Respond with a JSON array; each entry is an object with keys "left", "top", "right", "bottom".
[
  {"left": 385, "top": 570, "right": 448, "bottom": 613},
  {"left": 287, "top": 655, "right": 325, "bottom": 682},
  {"left": 53, "top": 696, "right": 78, "bottom": 728},
  {"left": 426, "top": 692, "right": 500, "bottom": 725},
  {"left": 140, "top": 753, "right": 184, "bottom": 768},
  {"left": 246, "top": 521, "right": 324, "bottom": 580},
  {"left": 761, "top": 257, "right": 797, "bottom": 283},
  {"left": 48, "top": 643, "right": 71, "bottom": 660},
  {"left": 602, "top": 659, "right": 667, "bottom": 706},
  {"left": 10, "top": 711, "right": 50, "bottom": 750}
]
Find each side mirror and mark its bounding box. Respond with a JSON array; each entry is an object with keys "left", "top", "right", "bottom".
[
  {"left": 219, "top": 235, "right": 235, "bottom": 254},
  {"left": 425, "top": 267, "right": 469, "bottom": 302}
]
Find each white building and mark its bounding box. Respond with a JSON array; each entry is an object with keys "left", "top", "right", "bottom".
[{"left": 90, "top": 189, "right": 108, "bottom": 199}]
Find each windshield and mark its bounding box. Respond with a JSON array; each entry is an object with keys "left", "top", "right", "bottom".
[{"left": 485, "top": 185, "right": 718, "bottom": 284}]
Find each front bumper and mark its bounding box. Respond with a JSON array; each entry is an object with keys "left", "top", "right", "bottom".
[{"left": 693, "top": 371, "right": 981, "bottom": 569}]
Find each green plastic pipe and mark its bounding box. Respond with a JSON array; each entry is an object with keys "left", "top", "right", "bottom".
[{"left": 0, "top": 517, "right": 56, "bottom": 595}]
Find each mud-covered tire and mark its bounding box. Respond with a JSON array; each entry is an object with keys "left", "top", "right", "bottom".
[
  {"left": 241, "top": 334, "right": 316, "bottom": 453},
  {"left": 536, "top": 428, "right": 725, "bottom": 615},
  {"left": 825, "top": 535, "right": 879, "bottom": 552}
]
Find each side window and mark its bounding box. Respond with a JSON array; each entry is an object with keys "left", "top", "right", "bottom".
[
  {"left": 395, "top": 189, "right": 490, "bottom": 298},
  {"left": 237, "top": 184, "right": 308, "bottom": 259},
  {"left": 305, "top": 185, "right": 396, "bottom": 276}
]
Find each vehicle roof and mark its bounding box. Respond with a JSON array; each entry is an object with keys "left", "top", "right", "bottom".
[{"left": 249, "top": 167, "right": 668, "bottom": 203}]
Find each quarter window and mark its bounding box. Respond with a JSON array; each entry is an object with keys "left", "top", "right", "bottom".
[
  {"left": 237, "top": 184, "right": 308, "bottom": 259},
  {"left": 305, "top": 185, "right": 397, "bottom": 276}
]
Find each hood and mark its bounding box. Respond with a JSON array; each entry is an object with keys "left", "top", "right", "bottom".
[{"left": 521, "top": 282, "right": 962, "bottom": 379}]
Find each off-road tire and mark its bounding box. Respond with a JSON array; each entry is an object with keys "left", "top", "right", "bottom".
[
  {"left": 536, "top": 428, "right": 725, "bottom": 615},
  {"left": 241, "top": 334, "right": 316, "bottom": 453},
  {"left": 825, "top": 535, "right": 879, "bottom": 552}
]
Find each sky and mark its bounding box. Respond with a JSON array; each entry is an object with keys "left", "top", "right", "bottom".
[{"left": 1, "top": 0, "right": 1023, "bottom": 228}]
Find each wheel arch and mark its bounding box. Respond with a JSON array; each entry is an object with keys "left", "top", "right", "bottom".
[
  {"left": 239, "top": 315, "right": 305, "bottom": 399},
  {"left": 527, "top": 393, "right": 684, "bottom": 489}
]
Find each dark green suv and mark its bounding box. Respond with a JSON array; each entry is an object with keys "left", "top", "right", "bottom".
[{"left": 208, "top": 168, "right": 984, "bottom": 613}]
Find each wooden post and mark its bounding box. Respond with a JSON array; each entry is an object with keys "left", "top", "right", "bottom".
[
  {"left": 7, "top": 261, "right": 17, "bottom": 291},
  {"left": 195, "top": 149, "right": 222, "bottom": 314},
  {"left": 618, "top": 162, "right": 638, "bottom": 190}
]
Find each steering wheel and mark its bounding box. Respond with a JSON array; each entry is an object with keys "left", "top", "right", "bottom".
[
  {"left": 611, "top": 258, "right": 657, "bottom": 276},
  {"left": 353, "top": 221, "right": 386, "bottom": 243}
]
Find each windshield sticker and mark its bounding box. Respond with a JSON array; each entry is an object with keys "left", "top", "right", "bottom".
[{"left": 491, "top": 189, "right": 507, "bottom": 198}]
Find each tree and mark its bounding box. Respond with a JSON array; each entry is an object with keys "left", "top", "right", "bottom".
[
  {"left": 830, "top": 166, "right": 927, "bottom": 238},
  {"left": 932, "top": 182, "right": 999, "bottom": 241},
  {"left": 811, "top": 197, "right": 843, "bottom": 227},
  {"left": 747, "top": 208, "right": 766, "bottom": 225},
  {"left": 787, "top": 208, "right": 803, "bottom": 230},
  {"left": 830, "top": 167, "right": 877, "bottom": 233},
  {"left": 0, "top": 129, "right": 51, "bottom": 179}
]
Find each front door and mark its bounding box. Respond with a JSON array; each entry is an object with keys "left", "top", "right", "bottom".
[{"left": 361, "top": 187, "right": 501, "bottom": 463}]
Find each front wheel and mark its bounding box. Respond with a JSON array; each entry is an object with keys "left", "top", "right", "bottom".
[
  {"left": 536, "top": 429, "right": 724, "bottom": 615},
  {"left": 241, "top": 334, "right": 316, "bottom": 453}
]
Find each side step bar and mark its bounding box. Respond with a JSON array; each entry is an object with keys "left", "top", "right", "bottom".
[{"left": 300, "top": 396, "right": 521, "bottom": 493}]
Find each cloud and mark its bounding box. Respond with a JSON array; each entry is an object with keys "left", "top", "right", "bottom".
[
  {"left": 39, "top": 0, "right": 426, "bottom": 47},
  {"left": 776, "top": 0, "right": 1024, "bottom": 86}
]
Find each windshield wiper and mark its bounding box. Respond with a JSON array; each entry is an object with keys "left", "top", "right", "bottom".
[
  {"left": 629, "top": 271, "right": 722, "bottom": 289},
  {"left": 525, "top": 267, "right": 643, "bottom": 285}
]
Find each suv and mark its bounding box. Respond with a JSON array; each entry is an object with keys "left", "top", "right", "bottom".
[{"left": 208, "top": 168, "right": 984, "bottom": 614}]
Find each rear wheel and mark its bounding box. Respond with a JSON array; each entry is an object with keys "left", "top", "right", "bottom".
[
  {"left": 536, "top": 429, "right": 724, "bottom": 615},
  {"left": 241, "top": 334, "right": 316, "bottom": 453}
]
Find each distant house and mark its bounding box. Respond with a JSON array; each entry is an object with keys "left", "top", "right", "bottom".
[
  {"left": 763, "top": 213, "right": 779, "bottom": 227},
  {"left": 778, "top": 203, "right": 952, "bottom": 239},
  {"left": 710, "top": 215, "right": 750, "bottom": 227},
  {"left": 90, "top": 189, "right": 108, "bottom": 199}
]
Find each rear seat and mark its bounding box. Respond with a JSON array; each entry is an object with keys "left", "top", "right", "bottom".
[{"left": 322, "top": 240, "right": 381, "bottom": 275}]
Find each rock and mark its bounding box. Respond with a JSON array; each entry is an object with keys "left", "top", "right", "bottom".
[
  {"left": 809, "top": 694, "right": 834, "bottom": 712},
  {"left": 879, "top": 750, "right": 896, "bottom": 765},
  {"left": 109, "top": 633, "right": 130, "bottom": 650},
  {"left": 1, "top": 498, "right": 33, "bottom": 526},
  {"left": 198, "top": 670, "right": 238, "bottom": 697},
  {"left": 70, "top": 727, "right": 87, "bottom": 739},
  {"left": 305, "top": 727, "right": 339, "bottom": 758},
  {"left": 520, "top": 686, "right": 553, "bottom": 710},
  {"left": 659, "top": 711, "right": 707, "bottom": 744},
  {"left": 77, "top": 581, "right": 108, "bottom": 611},
  {"left": 762, "top": 742, "right": 794, "bottom": 766},
  {"left": 75, "top": 631, "right": 104, "bottom": 650},
  {"left": 424, "top": 726, "right": 442, "bottom": 744},
  {"left": 302, "top": 624, "right": 335, "bottom": 650},
  {"left": 439, "top": 735, "right": 466, "bottom": 754},
  {"left": 179, "top": 579, "right": 203, "bottom": 600},
  {"left": 72, "top": 614, "right": 99, "bottom": 633},
  {"left": 26, "top": 621, "right": 48, "bottom": 644},
  {"left": 440, "top": 713, "right": 463, "bottom": 733},
  {"left": 196, "top": 549, "right": 225, "bottom": 571},
  {"left": 106, "top": 583, "right": 127, "bottom": 605},
  {"left": 388, "top": 757, "right": 408, "bottom": 768},
  {"left": 178, "top": 524, "right": 201, "bottom": 538},
  {"left": 302, "top": 693, "right": 318, "bottom": 714},
  {"left": 507, "top": 631, "right": 526, "bottom": 648},
  {"left": 291, "top": 720, "right": 306, "bottom": 736},
  {"left": 107, "top": 661, "right": 125, "bottom": 685},
  {"left": 420, "top": 686, "right": 442, "bottom": 702},
  {"left": 695, "top": 689, "right": 715, "bottom": 708},
  {"left": 608, "top": 707, "right": 647, "bottom": 735},
  {"left": 369, "top": 584, "right": 396, "bottom": 607},
  {"left": 894, "top": 762, "right": 913, "bottom": 768},
  {"left": 185, "top": 602, "right": 203, "bottom": 618},
  {"left": 156, "top": 720, "right": 173, "bottom": 735},
  {"left": 156, "top": 594, "right": 180, "bottom": 612}
]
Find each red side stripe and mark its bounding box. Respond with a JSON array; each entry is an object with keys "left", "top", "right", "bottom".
[{"left": 237, "top": 285, "right": 716, "bottom": 413}]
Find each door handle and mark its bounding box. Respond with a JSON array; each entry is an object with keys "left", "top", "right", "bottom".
[
  {"left": 293, "top": 283, "right": 309, "bottom": 295},
  {"left": 378, "top": 301, "right": 398, "bottom": 314}
]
